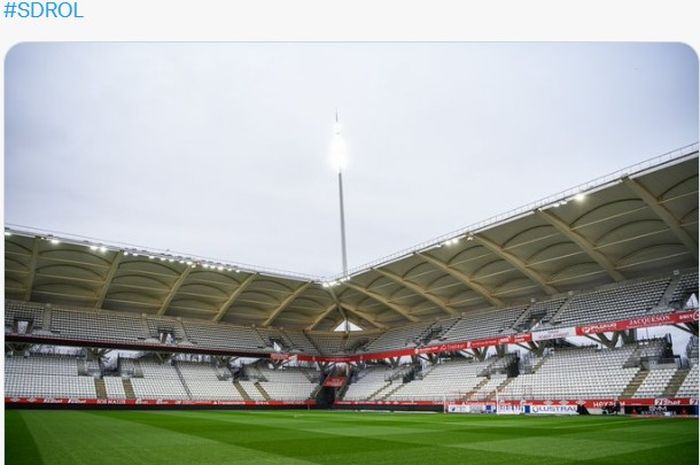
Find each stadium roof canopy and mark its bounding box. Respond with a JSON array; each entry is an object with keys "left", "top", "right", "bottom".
[{"left": 5, "top": 143, "right": 699, "bottom": 331}]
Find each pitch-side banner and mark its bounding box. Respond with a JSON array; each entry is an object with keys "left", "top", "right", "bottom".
[
  {"left": 5, "top": 397, "right": 316, "bottom": 406},
  {"left": 531, "top": 326, "right": 577, "bottom": 342},
  {"left": 576, "top": 310, "right": 699, "bottom": 335}
]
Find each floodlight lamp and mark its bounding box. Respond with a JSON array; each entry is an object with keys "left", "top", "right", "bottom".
[
  {"left": 99, "top": 246, "right": 107, "bottom": 253},
  {"left": 330, "top": 135, "right": 347, "bottom": 173},
  {"left": 574, "top": 193, "right": 586, "bottom": 202}
]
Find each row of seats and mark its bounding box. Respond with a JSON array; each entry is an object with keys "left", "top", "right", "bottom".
[
  {"left": 5, "top": 354, "right": 97, "bottom": 398},
  {"left": 176, "top": 361, "right": 243, "bottom": 400},
  {"left": 501, "top": 346, "right": 639, "bottom": 400},
  {"left": 387, "top": 359, "right": 493, "bottom": 401},
  {"left": 633, "top": 368, "right": 677, "bottom": 398},
  {"left": 343, "top": 366, "right": 395, "bottom": 401},
  {"left": 677, "top": 364, "right": 699, "bottom": 398}
]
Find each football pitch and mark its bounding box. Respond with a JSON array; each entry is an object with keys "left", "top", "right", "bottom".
[{"left": 5, "top": 409, "right": 699, "bottom": 465}]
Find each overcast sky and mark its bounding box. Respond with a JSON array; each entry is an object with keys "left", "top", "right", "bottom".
[{"left": 5, "top": 42, "right": 698, "bottom": 277}]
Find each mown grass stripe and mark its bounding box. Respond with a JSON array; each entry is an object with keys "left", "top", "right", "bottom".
[{"left": 5, "top": 411, "right": 45, "bottom": 465}]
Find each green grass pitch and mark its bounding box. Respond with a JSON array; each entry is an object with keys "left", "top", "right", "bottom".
[{"left": 5, "top": 409, "right": 699, "bottom": 465}]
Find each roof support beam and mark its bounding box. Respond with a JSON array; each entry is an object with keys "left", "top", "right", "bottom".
[
  {"left": 373, "top": 267, "right": 458, "bottom": 316},
  {"left": 343, "top": 282, "right": 419, "bottom": 322},
  {"left": 623, "top": 177, "right": 698, "bottom": 260},
  {"left": 472, "top": 235, "right": 557, "bottom": 295},
  {"left": 307, "top": 303, "right": 340, "bottom": 330},
  {"left": 338, "top": 303, "right": 389, "bottom": 330},
  {"left": 95, "top": 251, "right": 124, "bottom": 309},
  {"left": 212, "top": 273, "right": 258, "bottom": 322},
  {"left": 156, "top": 267, "right": 193, "bottom": 316},
  {"left": 536, "top": 209, "right": 625, "bottom": 282},
  {"left": 416, "top": 252, "right": 504, "bottom": 307},
  {"left": 23, "top": 239, "right": 41, "bottom": 301},
  {"left": 262, "top": 282, "right": 312, "bottom": 327}
]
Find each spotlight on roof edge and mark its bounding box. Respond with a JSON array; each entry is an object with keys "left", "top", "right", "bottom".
[
  {"left": 49, "top": 238, "right": 60, "bottom": 245},
  {"left": 574, "top": 193, "right": 586, "bottom": 202},
  {"left": 4, "top": 231, "right": 11, "bottom": 236}
]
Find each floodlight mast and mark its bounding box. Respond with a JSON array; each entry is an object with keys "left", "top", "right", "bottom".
[{"left": 332, "top": 110, "right": 349, "bottom": 277}]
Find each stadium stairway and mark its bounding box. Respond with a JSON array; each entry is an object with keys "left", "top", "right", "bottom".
[
  {"left": 380, "top": 382, "right": 406, "bottom": 400},
  {"left": 463, "top": 378, "right": 490, "bottom": 400},
  {"left": 122, "top": 379, "right": 136, "bottom": 400},
  {"left": 510, "top": 306, "right": 534, "bottom": 331},
  {"left": 621, "top": 370, "right": 648, "bottom": 398},
  {"left": 94, "top": 378, "right": 108, "bottom": 400},
  {"left": 546, "top": 297, "right": 574, "bottom": 325},
  {"left": 658, "top": 274, "right": 683, "bottom": 308},
  {"left": 77, "top": 359, "right": 87, "bottom": 376},
  {"left": 488, "top": 377, "right": 515, "bottom": 401},
  {"left": 531, "top": 354, "right": 550, "bottom": 373},
  {"left": 173, "top": 363, "right": 193, "bottom": 400},
  {"left": 253, "top": 382, "right": 271, "bottom": 401},
  {"left": 365, "top": 382, "right": 394, "bottom": 400},
  {"left": 663, "top": 369, "right": 689, "bottom": 397},
  {"left": 233, "top": 381, "right": 252, "bottom": 401},
  {"left": 299, "top": 367, "right": 318, "bottom": 383},
  {"left": 304, "top": 334, "right": 325, "bottom": 355}
]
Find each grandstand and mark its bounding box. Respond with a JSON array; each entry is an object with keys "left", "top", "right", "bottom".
[{"left": 4, "top": 145, "right": 699, "bottom": 413}]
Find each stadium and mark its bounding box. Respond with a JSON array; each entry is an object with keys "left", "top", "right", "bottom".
[{"left": 4, "top": 43, "right": 699, "bottom": 464}]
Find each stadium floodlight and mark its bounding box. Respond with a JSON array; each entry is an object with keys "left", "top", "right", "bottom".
[
  {"left": 49, "top": 238, "right": 60, "bottom": 245},
  {"left": 330, "top": 120, "right": 348, "bottom": 174},
  {"left": 574, "top": 192, "right": 586, "bottom": 202},
  {"left": 4, "top": 231, "right": 11, "bottom": 237},
  {"left": 99, "top": 246, "right": 107, "bottom": 253},
  {"left": 89, "top": 245, "right": 99, "bottom": 251}
]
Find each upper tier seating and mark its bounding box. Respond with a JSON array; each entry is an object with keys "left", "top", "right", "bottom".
[
  {"left": 51, "top": 309, "right": 145, "bottom": 342},
  {"left": 362, "top": 322, "right": 434, "bottom": 353},
  {"left": 4, "top": 270, "right": 696, "bottom": 358},
  {"left": 181, "top": 321, "right": 268, "bottom": 352},
  {"left": 670, "top": 271, "right": 699, "bottom": 305},
  {"left": 439, "top": 305, "right": 528, "bottom": 343},
  {"left": 548, "top": 277, "right": 670, "bottom": 327},
  {"left": 309, "top": 333, "right": 374, "bottom": 355}
]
